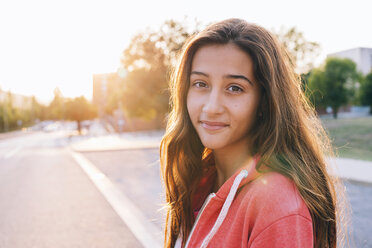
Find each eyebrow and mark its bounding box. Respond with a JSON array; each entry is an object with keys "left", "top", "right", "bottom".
[{"left": 190, "top": 71, "right": 254, "bottom": 86}]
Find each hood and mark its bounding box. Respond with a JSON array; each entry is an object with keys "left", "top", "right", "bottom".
[
  {"left": 182, "top": 155, "right": 261, "bottom": 248},
  {"left": 192, "top": 155, "right": 261, "bottom": 213}
]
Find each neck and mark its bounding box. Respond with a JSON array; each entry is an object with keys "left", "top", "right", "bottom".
[{"left": 212, "top": 140, "right": 254, "bottom": 191}]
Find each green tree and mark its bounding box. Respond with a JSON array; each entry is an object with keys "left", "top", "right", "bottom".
[
  {"left": 306, "top": 68, "right": 326, "bottom": 108},
  {"left": 300, "top": 70, "right": 312, "bottom": 93},
  {"left": 64, "top": 96, "right": 97, "bottom": 134},
  {"left": 308, "top": 57, "right": 358, "bottom": 118},
  {"left": 274, "top": 26, "right": 320, "bottom": 74},
  {"left": 360, "top": 71, "right": 372, "bottom": 114},
  {"left": 1, "top": 91, "right": 15, "bottom": 132},
  {"left": 0, "top": 91, "right": 44, "bottom": 132},
  {"left": 120, "top": 19, "right": 200, "bottom": 119},
  {"left": 0, "top": 102, "right": 7, "bottom": 132},
  {"left": 122, "top": 68, "right": 169, "bottom": 120}
]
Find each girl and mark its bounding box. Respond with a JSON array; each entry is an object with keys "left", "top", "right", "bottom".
[{"left": 160, "top": 18, "right": 339, "bottom": 248}]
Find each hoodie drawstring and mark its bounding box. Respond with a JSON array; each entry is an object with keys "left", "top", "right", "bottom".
[{"left": 199, "top": 169, "right": 248, "bottom": 248}]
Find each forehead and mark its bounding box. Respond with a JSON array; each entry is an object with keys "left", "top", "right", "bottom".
[{"left": 191, "top": 43, "right": 254, "bottom": 77}]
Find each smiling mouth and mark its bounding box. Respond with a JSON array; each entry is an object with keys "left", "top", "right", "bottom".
[{"left": 199, "top": 121, "right": 229, "bottom": 131}]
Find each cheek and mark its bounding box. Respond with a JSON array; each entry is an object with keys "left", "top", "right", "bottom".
[
  {"left": 186, "top": 92, "right": 197, "bottom": 122},
  {"left": 231, "top": 98, "right": 259, "bottom": 128}
]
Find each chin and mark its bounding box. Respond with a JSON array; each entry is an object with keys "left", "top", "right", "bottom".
[{"left": 200, "top": 139, "right": 227, "bottom": 150}]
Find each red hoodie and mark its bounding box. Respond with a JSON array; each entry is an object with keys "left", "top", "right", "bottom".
[{"left": 176, "top": 157, "right": 313, "bottom": 248}]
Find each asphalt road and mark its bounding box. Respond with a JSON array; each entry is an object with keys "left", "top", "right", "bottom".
[
  {"left": 1, "top": 130, "right": 371, "bottom": 247},
  {"left": 343, "top": 180, "right": 372, "bottom": 247},
  {"left": 0, "top": 131, "right": 142, "bottom": 248},
  {"left": 82, "top": 149, "right": 165, "bottom": 232}
]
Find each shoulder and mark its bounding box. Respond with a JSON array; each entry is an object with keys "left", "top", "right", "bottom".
[
  {"left": 242, "top": 172, "right": 310, "bottom": 217},
  {"left": 236, "top": 171, "right": 312, "bottom": 229},
  {"left": 236, "top": 172, "right": 313, "bottom": 246}
]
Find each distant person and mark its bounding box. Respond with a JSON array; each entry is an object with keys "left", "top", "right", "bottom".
[{"left": 160, "top": 18, "right": 341, "bottom": 248}]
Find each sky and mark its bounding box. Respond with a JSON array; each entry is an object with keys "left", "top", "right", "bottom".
[{"left": 0, "top": 0, "right": 371, "bottom": 104}]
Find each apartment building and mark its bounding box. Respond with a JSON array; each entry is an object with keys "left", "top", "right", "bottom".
[{"left": 328, "top": 47, "right": 372, "bottom": 75}]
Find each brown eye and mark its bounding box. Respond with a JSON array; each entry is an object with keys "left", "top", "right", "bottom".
[
  {"left": 227, "top": 85, "right": 244, "bottom": 93},
  {"left": 193, "top": 81, "right": 207, "bottom": 88}
]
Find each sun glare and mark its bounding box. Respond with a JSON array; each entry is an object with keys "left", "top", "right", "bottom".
[{"left": 0, "top": 0, "right": 371, "bottom": 105}]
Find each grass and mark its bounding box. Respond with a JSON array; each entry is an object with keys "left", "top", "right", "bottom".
[{"left": 321, "top": 116, "right": 372, "bottom": 161}]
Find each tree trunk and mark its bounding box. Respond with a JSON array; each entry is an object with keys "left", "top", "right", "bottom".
[
  {"left": 332, "top": 106, "right": 338, "bottom": 119},
  {"left": 77, "top": 120, "right": 81, "bottom": 135}
]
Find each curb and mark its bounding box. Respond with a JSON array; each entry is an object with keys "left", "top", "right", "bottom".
[
  {"left": 70, "top": 149, "right": 163, "bottom": 248},
  {"left": 68, "top": 134, "right": 161, "bottom": 153}
]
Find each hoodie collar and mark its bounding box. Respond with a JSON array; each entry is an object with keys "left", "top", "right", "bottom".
[
  {"left": 193, "top": 155, "right": 261, "bottom": 210},
  {"left": 186, "top": 155, "right": 261, "bottom": 248},
  {"left": 214, "top": 155, "right": 261, "bottom": 201}
]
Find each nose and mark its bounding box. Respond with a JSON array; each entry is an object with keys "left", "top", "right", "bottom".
[{"left": 202, "top": 88, "right": 224, "bottom": 115}]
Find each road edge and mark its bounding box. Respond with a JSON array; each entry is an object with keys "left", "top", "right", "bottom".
[{"left": 69, "top": 149, "right": 163, "bottom": 248}]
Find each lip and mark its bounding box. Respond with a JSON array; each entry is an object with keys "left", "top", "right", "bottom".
[{"left": 200, "top": 120, "right": 229, "bottom": 131}]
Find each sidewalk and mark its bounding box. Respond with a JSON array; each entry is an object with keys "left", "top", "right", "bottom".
[
  {"left": 0, "top": 129, "right": 31, "bottom": 140},
  {"left": 69, "top": 130, "right": 163, "bottom": 152},
  {"left": 327, "top": 157, "right": 372, "bottom": 184},
  {"left": 70, "top": 130, "right": 372, "bottom": 184}
]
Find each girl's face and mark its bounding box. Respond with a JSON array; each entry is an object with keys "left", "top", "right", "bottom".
[{"left": 187, "top": 43, "right": 261, "bottom": 151}]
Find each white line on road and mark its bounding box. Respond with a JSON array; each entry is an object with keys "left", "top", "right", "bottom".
[
  {"left": 4, "top": 146, "right": 23, "bottom": 159},
  {"left": 69, "top": 150, "right": 163, "bottom": 248}
]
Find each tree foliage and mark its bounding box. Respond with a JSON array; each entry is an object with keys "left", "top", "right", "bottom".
[
  {"left": 308, "top": 57, "right": 358, "bottom": 118},
  {"left": 0, "top": 92, "right": 46, "bottom": 132},
  {"left": 48, "top": 88, "right": 65, "bottom": 120},
  {"left": 64, "top": 96, "right": 97, "bottom": 133},
  {"left": 0, "top": 87, "right": 98, "bottom": 134},
  {"left": 274, "top": 26, "right": 320, "bottom": 74},
  {"left": 360, "top": 71, "right": 372, "bottom": 114},
  {"left": 31, "top": 96, "right": 48, "bottom": 121},
  {"left": 122, "top": 19, "right": 199, "bottom": 71},
  {"left": 121, "top": 68, "right": 169, "bottom": 120},
  {"left": 120, "top": 19, "right": 200, "bottom": 119}
]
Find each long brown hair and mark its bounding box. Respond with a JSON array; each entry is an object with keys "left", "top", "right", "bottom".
[{"left": 160, "top": 18, "right": 339, "bottom": 248}]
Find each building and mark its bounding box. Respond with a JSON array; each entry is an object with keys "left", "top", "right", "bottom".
[
  {"left": 92, "top": 72, "right": 123, "bottom": 117},
  {"left": 328, "top": 47, "right": 372, "bottom": 75}
]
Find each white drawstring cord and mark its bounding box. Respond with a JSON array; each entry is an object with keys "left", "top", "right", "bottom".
[{"left": 199, "top": 169, "right": 248, "bottom": 248}]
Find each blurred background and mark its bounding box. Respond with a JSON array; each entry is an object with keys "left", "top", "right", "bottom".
[{"left": 0, "top": 0, "right": 371, "bottom": 247}]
